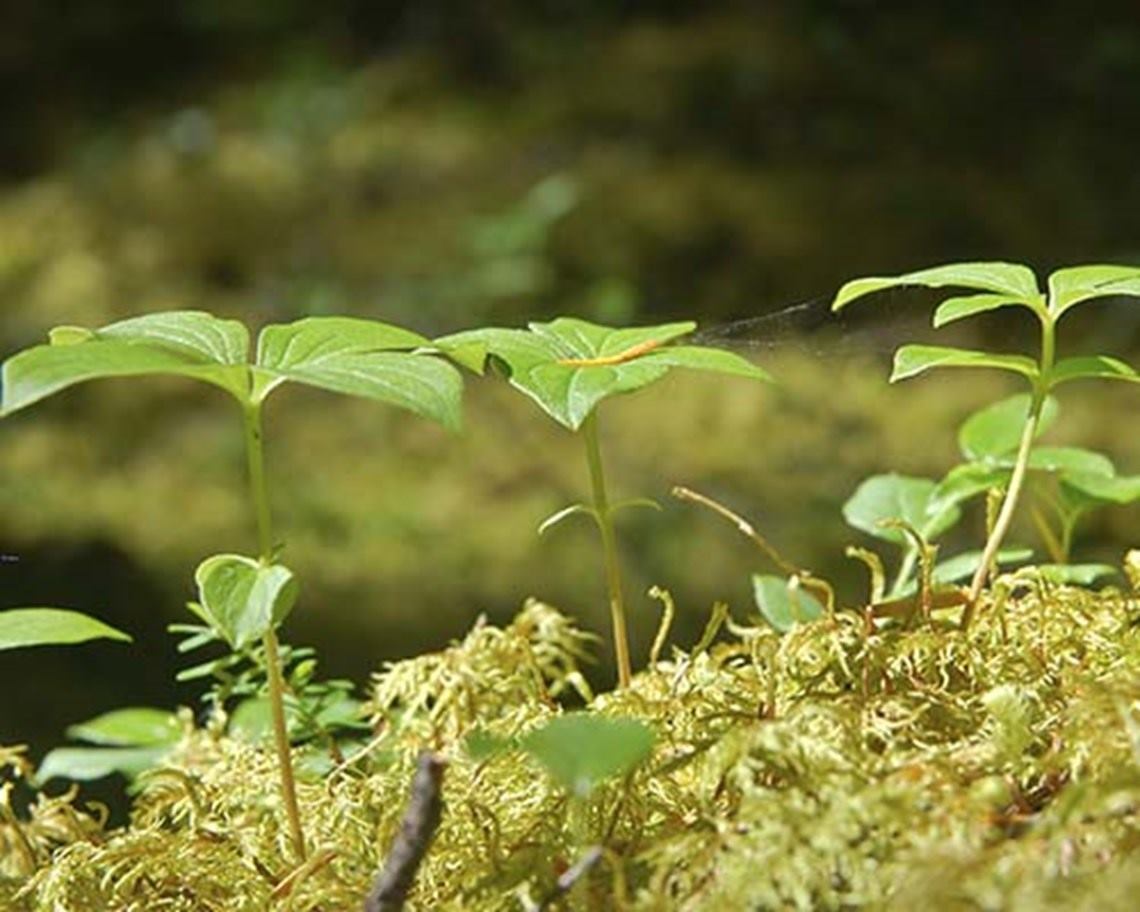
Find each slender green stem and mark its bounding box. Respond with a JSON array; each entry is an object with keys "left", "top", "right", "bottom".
[
  {"left": 582, "top": 411, "right": 632, "bottom": 689},
  {"left": 962, "top": 316, "right": 1056, "bottom": 629},
  {"left": 889, "top": 548, "right": 918, "bottom": 598},
  {"left": 242, "top": 402, "right": 308, "bottom": 862}
]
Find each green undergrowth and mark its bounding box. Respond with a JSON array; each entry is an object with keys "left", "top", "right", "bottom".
[{"left": 6, "top": 580, "right": 1140, "bottom": 910}]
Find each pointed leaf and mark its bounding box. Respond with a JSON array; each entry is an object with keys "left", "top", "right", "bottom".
[
  {"left": 833, "top": 262, "right": 1041, "bottom": 311},
  {"left": 934, "top": 294, "right": 1038, "bottom": 328},
  {"left": 0, "top": 608, "right": 131, "bottom": 651},
  {"left": 194, "top": 554, "right": 298, "bottom": 650},
  {"left": 254, "top": 317, "right": 462, "bottom": 429},
  {"left": 66, "top": 708, "right": 180, "bottom": 747},
  {"left": 436, "top": 319, "right": 764, "bottom": 430},
  {"left": 1047, "top": 265, "right": 1140, "bottom": 318},
  {"left": 639, "top": 345, "right": 772, "bottom": 381},
  {"left": 752, "top": 575, "right": 825, "bottom": 633},
  {"left": 537, "top": 503, "right": 596, "bottom": 535},
  {"left": 1047, "top": 355, "right": 1140, "bottom": 389},
  {"left": 2, "top": 341, "right": 248, "bottom": 416},
  {"left": 99, "top": 311, "right": 250, "bottom": 364},
  {"left": 890, "top": 345, "right": 1039, "bottom": 383},
  {"left": 521, "top": 713, "right": 654, "bottom": 797},
  {"left": 959, "top": 394, "right": 1059, "bottom": 460},
  {"left": 843, "top": 474, "right": 961, "bottom": 545}
]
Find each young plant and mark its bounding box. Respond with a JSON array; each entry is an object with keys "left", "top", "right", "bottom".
[
  {"left": 833, "top": 262, "right": 1140, "bottom": 626},
  {"left": 933, "top": 393, "right": 1140, "bottom": 567},
  {"left": 437, "top": 318, "right": 769, "bottom": 687},
  {"left": 1, "top": 311, "right": 464, "bottom": 860}
]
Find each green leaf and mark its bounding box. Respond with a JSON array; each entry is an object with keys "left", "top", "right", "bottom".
[
  {"left": 1062, "top": 472, "right": 1140, "bottom": 505},
  {"left": 958, "top": 394, "right": 1059, "bottom": 460},
  {"left": 896, "top": 548, "right": 1033, "bottom": 596},
  {"left": 537, "top": 503, "right": 596, "bottom": 535},
  {"left": 194, "top": 554, "right": 298, "bottom": 650},
  {"left": 751, "top": 575, "right": 826, "bottom": 633},
  {"left": 1035, "top": 564, "right": 1117, "bottom": 585},
  {"left": 66, "top": 708, "right": 180, "bottom": 747},
  {"left": 843, "top": 474, "right": 961, "bottom": 545},
  {"left": 930, "top": 463, "right": 1011, "bottom": 513},
  {"left": 1047, "top": 265, "right": 1140, "bottom": 318},
  {"left": 521, "top": 713, "right": 654, "bottom": 797},
  {"left": 833, "top": 262, "right": 1041, "bottom": 311},
  {"left": 2, "top": 340, "right": 249, "bottom": 416},
  {"left": 436, "top": 318, "right": 768, "bottom": 431},
  {"left": 933, "top": 294, "right": 1034, "bottom": 328},
  {"left": 0, "top": 608, "right": 131, "bottom": 651},
  {"left": 253, "top": 317, "right": 462, "bottom": 430},
  {"left": 1046, "top": 355, "right": 1140, "bottom": 389},
  {"left": 890, "top": 345, "right": 1039, "bottom": 383},
  {"left": 37, "top": 746, "right": 169, "bottom": 783},
  {"left": 99, "top": 311, "right": 250, "bottom": 365},
  {"left": 1024, "top": 446, "right": 1114, "bottom": 476}
]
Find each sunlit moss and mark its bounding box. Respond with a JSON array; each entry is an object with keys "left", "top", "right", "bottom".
[{"left": 6, "top": 575, "right": 1140, "bottom": 909}]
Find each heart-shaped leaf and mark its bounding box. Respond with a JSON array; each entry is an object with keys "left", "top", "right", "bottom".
[
  {"left": 1047, "top": 265, "right": 1140, "bottom": 318},
  {"left": 0, "top": 608, "right": 131, "bottom": 651},
  {"left": 194, "top": 554, "right": 298, "bottom": 650},
  {"left": 752, "top": 575, "right": 826, "bottom": 633},
  {"left": 521, "top": 713, "right": 654, "bottom": 797},
  {"left": 843, "top": 474, "right": 961, "bottom": 546},
  {"left": 890, "top": 345, "right": 1039, "bottom": 383},
  {"left": 436, "top": 317, "right": 769, "bottom": 430},
  {"left": 834, "top": 262, "right": 1043, "bottom": 313},
  {"left": 958, "top": 394, "right": 1059, "bottom": 461}
]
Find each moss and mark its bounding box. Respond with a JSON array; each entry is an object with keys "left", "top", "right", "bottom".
[{"left": 5, "top": 575, "right": 1140, "bottom": 909}]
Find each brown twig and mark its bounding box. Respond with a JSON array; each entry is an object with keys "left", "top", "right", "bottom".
[
  {"left": 363, "top": 752, "right": 446, "bottom": 912},
  {"left": 525, "top": 846, "right": 604, "bottom": 911}
]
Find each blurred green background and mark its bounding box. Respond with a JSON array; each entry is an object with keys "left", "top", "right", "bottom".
[{"left": 5, "top": 2, "right": 1140, "bottom": 767}]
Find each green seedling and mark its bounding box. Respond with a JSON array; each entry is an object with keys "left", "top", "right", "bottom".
[
  {"left": 834, "top": 262, "right": 1140, "bottom": 626},
  {"left": 2, "top": 310, "right": 464, "bottom": 861},
  {"left": 438, "top": 317, "right": 769, "bottom": 687},
  {"left": 933, "top": 394, "right": 1140, "bottom": 567}
]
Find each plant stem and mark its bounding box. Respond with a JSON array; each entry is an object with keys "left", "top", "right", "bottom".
[
  {"left": 889, "top": 549, "right": 918, "bottom": 598},
  {"left": 242, "top": 402, "right": 308, "bottom": 862},
  {"left": 962, "top": 316, "right": 1056, "bottom": 629},
  {"left": 582, "top": 411, "right": 632, "bottom": 689}
]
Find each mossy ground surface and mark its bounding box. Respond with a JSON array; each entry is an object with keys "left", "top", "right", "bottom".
[{"left": 6, "top": 576, "right": 1140, "bottom": 910}]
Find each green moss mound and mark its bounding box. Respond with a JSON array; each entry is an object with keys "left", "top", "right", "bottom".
[{"left": 5, "top": 582, "right": 1140, "bottom": 910}]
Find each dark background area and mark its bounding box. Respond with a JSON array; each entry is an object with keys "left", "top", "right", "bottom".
[{"left": 5, "top": 1, "right": 1140, "bottom": 811}]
